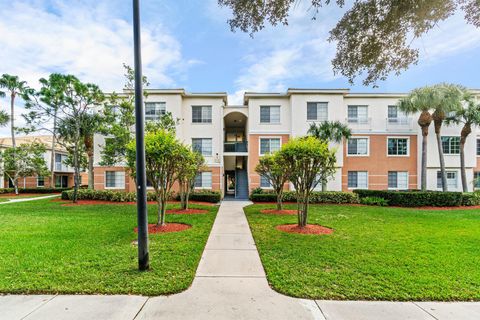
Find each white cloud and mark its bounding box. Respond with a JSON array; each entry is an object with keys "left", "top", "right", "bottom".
[{"left": 0, "top": 0, "right": 193, "bottom": 136}]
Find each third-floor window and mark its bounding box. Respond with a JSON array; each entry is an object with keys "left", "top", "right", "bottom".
[
  {"left": 347, "top": 105, "right": 368, "bottom": 123},
  {"left": 192, "top": 106, "right": 212, "bottom": 123},
  {"left": 145, "top": 102, "right": 166, "bottom": 121},
  {"left": 307, "top": 102, "right": 328, "bottom": 121},
  {"left": 260, "top": 106, "right": 280, "bottom": 124},
  {"left": 441, "top": 136, "right": 460, "bottom": 154}
]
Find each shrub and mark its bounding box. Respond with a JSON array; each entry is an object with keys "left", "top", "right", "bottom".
[
  {"left": 62, "top": 189, "right": 221, "bottom": 203},
  {"left": 250, "top": 189, "right": 359, "bottom": 204},
  {"left": 461, "top": 192, "right": 480, "bottom": 206},
  {"left": 360, "top": 197, "right": 389, "bottom": 206},
  {"left": 0, "top": 187, "right": 70, "bottom": 194},
  {"left": 353, "top": 189, "right": 465, "bottom": 207}
]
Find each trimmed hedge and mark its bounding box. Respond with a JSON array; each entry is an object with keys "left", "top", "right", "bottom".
[
  {"left": 353, "top": 189, "right": 474, "bottom": 207},
  {"left": 0, "top": 187, "right": 70, "bottom": 194},
  {"left": 250, "top": 189, "right": 359, "bottom": 204},
  {"left": 61, "top": 189, "right": 221, "bottom": 203},
  {"left": 360, "top": 196, "right": 389, "bottom": 207}
]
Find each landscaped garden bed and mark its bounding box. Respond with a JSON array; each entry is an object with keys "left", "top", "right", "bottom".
[
  {"left": 0, "top": 198, "right": 217, "bottom": 295},
  {"left": 244, "top": 203, "right": 480, "bottom": 301}
]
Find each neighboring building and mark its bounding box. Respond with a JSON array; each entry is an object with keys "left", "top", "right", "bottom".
[
  {"left": 0, "top": 135, "right": 82, "bottom": 189},
  {"left": 90, "top": 88, "right": 480, "bottom": 198}
]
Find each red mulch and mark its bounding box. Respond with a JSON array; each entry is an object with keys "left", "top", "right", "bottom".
[
  {"left": 134, "top": 223, "right": 191, "bottom": 234},
  {"left": 56, "top": 199, "right": 215, "bottom": 206},
  {"left": 260, "top": 209, "right": 297, "bottom": 215},
  {"left": 166, "top": 208, "right": 209, "bottom": 214},
  {"left": 276, "top": 224, "right": 333, "bottom": 235}
]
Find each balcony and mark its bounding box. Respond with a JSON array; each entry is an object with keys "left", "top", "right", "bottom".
[
  {"left": 347, "top": 117, "right": 372, "bottom": 131},
  {"left": 224, "top": 141, "right": 248, "bottom": 153},
  {"left": 386, "top": 117, "right": 414, "bottom": 131},
  {"left": 55, "top": 162, "right": 73, "bottom": 172}
]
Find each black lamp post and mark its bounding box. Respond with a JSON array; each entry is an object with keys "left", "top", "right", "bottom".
[{"left": 132, "top": 0, "right": 149, "bottom": 271}]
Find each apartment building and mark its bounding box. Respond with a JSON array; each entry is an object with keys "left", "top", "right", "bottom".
[
  {"left": 89, "top": 88, "right": 480, "bottom": 199},
  {"left": 0, "top": 135, "right": 80, "bottom": 189}
]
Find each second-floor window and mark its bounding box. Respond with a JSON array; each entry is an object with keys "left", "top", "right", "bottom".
[
  {"left": 476, "top": 139, "right": 480, "bottom": 156},
  {"left": 55, "top": 154, "right": 68, "bottom": 171},
  {"left": 260, "top": 106, "right": 280, "bottom": 124},
  {"left": 195, "top": 172, "right": 212, "bottom": 188},
  {"left": 387, "top": 105, "right": 407, "bottom": 123},
  {"left": 192, "top": 138, "right": 213, "bottom": 156},
  {"left": 347, "top": 105, "right": 368, "bottom": 123},
  {"left": 307, "top": 102, "right": 328, "bottom": 121},
  {"left": 347, "top": 138, "right": 368, "bottom": 155},
  {"left": 260, "top": 138, "right": 281, "bottom": 155},
  {"left": 388, "top": 138, "right": 409, "bottom": 156},
  {"left": 145, "top": 102, "right": 166, "bottom": 121},
  {"left": 192, "top": 106, "right": 212, "bottom": 123},
  {"left": 441, "top": 136, "right": 460, "bottom": 154}
]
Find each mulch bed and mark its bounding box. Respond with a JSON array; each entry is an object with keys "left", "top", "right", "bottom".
[
  {"left": 56, "top": 199, "right": 215, "bottom": 206},
  {"left": 134, "top": 223, "right": 191, "bottom": 234},
  {"left": 260, "top": 209, "right": 297, "bottom": 215},
  {"left": 166, "top": 208, "right": 209, "bottom": 214},
  {"left": 276, "top": 224, "right": 334, "bottom": 235}
]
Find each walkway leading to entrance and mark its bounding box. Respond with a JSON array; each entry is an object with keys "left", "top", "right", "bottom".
[{"left": 2, "top": 201, "right": 480, "bottom": 319}]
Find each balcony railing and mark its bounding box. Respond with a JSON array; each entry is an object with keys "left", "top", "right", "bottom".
[
  {"left": 55, "top": 162, "right": 73, "bottom": 172},
  {"left": 386, "top": 117, "right": 414, "bottom": 130},
  {"left": 224, "top": 141, "right": 248, "bottom": 153},
  {"left": 347, "top": 117, "right": 372, "bottom": 130}
]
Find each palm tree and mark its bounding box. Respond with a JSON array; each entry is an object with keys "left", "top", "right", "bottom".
[
  {"left": 398, "top": 87, "right": 435, "bottom": 191},
  {"left": 431, "top": 83, "right": 464, "bottom": 191},
  {"left": 445, "top": 93, "right": 480, "bottom": 192},
  {"left": 0, "top": 110, "right": 9, "bottom": 127},
  {"left": 308, "top": 121, "right": 352, "bottom": 191},
  {"left": 0, "top": 74, "right": 31, "bottom": 148}
]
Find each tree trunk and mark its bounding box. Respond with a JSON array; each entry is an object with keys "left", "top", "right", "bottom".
[
  {"left": 156, "top": 195, "right": 163, "bottom": 226},
  {"left": 435, "top": 132, "right": 447, "bottom": 191},
  {"left": 11, "top": 93, "right": 18, "bottom": 194},
  {"left": 460, "top": 123, "right": 471, "bottom": 192},
  {"left": 88, "top": 153, "right": 94, "bottom": 189},
  {"left": 160, "top": 195, "right": 167, "bottom": 226},
  {"left": 276, "top": 190, "right": 283, "bottom": 211},
  {"left": 301, "top": 197, "right": 309, "bottom": 227}
]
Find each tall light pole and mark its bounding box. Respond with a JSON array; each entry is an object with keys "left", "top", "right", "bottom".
[{"left": 132, "top": 0, "right": 149, "bottom": 271}]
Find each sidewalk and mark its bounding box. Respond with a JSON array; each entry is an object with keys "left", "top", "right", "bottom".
[
  {"left": 1, "top": 200, "right": 479, "bottom": 319},
  {"left": 0, "top": 194, "right": 60, "bottom": 205}
]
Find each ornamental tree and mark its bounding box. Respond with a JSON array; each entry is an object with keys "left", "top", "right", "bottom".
[
  {"left": 0, "top": 142, "right": 50, "bottom": 194},
  {"left": 255, "top": 152, "right": 288, "bottom": 210},
  {"left": 278, "top": 136, "right": 336, "bottom": 227},
  {"left": 177, "top": 148, "right": 205, "bottom": 210},
  {"left": 127, "top": 130, "right": 183, "bottom": 226}
]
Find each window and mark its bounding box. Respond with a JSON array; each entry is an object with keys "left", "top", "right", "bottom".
[
  {"left": 474, "top": 172, "right": 480, "bottom": 189},
  {"left": 347, "top": 105, "right": 368, "bottom": 123},
  {"left": 437, "top": 171, "right": 458, "bottom": 189},
  {"left": 388, "top": 138, "right": 409, "bottom": 156},
  {"left": 55, "top": 175, "right": 69, "bottom": 188},
  {"left": 387, "top": 105, "right": 407, "bottom": 123},
  {"left": 388, "top": 171, "right": 408, "bottom": 190},
  {"left": 260, "top": 106, "right": 280, "bottom": 123},
  {"left": 55, "top": 154, "right": 68, "bottom": 171},
  {"left": 347, "top": 138, "right": 368, "bottom": 155},
  {"left": 477, "top": 139, "right": 480, "bottom": 156},
  {"left": 348, "top": 171, "right": 368, "bottom": 189},
  {"left": 145, "top": 102, "right": 166, "bottom": 121},
  {"left": 259, "top": 138, "right": 281, "bottom": 155},
  {"left": 37, "top": 176, "right": 45, "bottom": 187},
  {"left": 307, "top": 102, "right": 328, "bottom": 121},
  {"left": 105, "top": 171, "right": 125, "bottom": 189},
  {"left": 441, "top": 136, "right": 460, "bottom": 154},
  {"left": 260, "top": 175, "right": 272, "bottom": 188},
  {"left": 192, "top": 106, "right": 212, "bottom": 123},
  {"left": 192, "top": 138, "right": 213, "bottom": 156},
  {"left": 194, "top": 172, "right": 212, "bottom": 188}
]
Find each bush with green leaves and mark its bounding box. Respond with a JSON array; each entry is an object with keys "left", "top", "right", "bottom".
[
  {"left": 354, "top": 189, "right": 465, "bottom": 207},
  {"left": 0, "top": 187, "right": 69, "bottom": 194},
  {"left": 461, "top": 192, "right": 480, "bottom": 206},
  {"left": 360, "top": 197, "right": 389, "bottom": 207},
  {"left": 250, "top": 189, "right": 359, "bottom": 204}
]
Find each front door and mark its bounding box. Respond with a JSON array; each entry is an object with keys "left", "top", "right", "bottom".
[{"left": 225, "top": 171, "right": 235, "bottom": 196}]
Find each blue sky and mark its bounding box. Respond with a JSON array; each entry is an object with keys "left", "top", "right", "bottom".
[{"left": 0, "top": 0, "right": 479, "bottom": 135}]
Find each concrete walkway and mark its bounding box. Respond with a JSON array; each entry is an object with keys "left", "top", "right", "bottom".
[
  {"left": 2, "top": 200, "right": 480, "bottom": 319},
  {"left": 0, "top": 194, "right": 60, "bottom": 205}
]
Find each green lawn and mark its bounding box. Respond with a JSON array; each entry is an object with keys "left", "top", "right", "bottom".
[
  {"left": 245, "top": 203, "right": 480, "bottom": 301},
  {"left": 0, "top": 193, "right": 60, "bottom": 201},
  {"left": 0, "top": 199, "right": 217, "bottom": 295}
]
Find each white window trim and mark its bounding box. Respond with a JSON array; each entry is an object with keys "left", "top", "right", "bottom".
[
  {"left": 259, "top": 175, "right": 274, "bottom": 190},
  {"left": 346, "top": 136, "right": 370, "bottom": 157},
  {"left": 104, "top": 171, "right": 125, "bottom": 190},
  {"left": 36, "top": 176, "right": 45, "bottom": 188},
  {"left": 441, "top": 136, "right": 461, "bottom": 156},
  {"left": 476, "top": 138, "right": 480, "bottom": 157},
  {"left": 306, "top": 102, "right": 329, "bottom": 122},
  {"left": 191, "top": 105, "right": 213, "bottom": 124},
  {"left": 436, "top": 170, "right": 458, "bottom": 190},
  {"left": 347, "top": 105, "right": 369, "bottom": 123},
  {"left": 386, "top": 136, "right": 410, "bottom": 157},
  {"left": 387, "top": 171, "right": 409, "bottom": 190},
  {"left": 259, "top": 105, "right": 281, "bottom": 125},
  {"left": 347, "top": 171, "right": 369, "bottom": 190},
  {"left": 192, "top": 138, "right": 213, "bottom": 157},
  {"left": 258, "top": 136, "right": 282, "bottom": 156},
  {"left": 195, "top": 172, "right": 212, "bottom": 189}
]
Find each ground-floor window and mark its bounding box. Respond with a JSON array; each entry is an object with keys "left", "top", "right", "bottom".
[
  {"left": 437, "top": 171, "right": 457, "bottom": 189},
  {"left": 348, "top": 171, "right": 368, "bottom": 189},
  {"left": 105, "top": 171, "right": 125, "bottom": 189},
  {"left": 55, "top": 175, "right": 69, "bottom": 188},
  {"left": 37, "top": 176, "right": 45, "bottom": 187},
  {"left": 388, "top": 171, "right": 408, "bottom": 190},
  {"left": 260, "top": 175, "right": 272, "bottom": 188},
  {"left": 195, "top": 172, "right": 212, "bottom": 188},
  {"left": 474, "top": 172, "right": 480, "bottom": 189}
]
